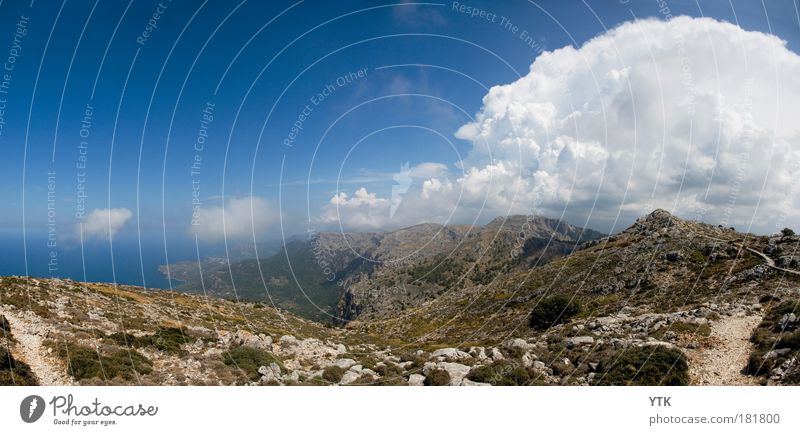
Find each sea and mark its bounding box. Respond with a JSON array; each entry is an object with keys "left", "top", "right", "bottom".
[{"left": 0, "top": 230, "right": 201, "bottom": 289}]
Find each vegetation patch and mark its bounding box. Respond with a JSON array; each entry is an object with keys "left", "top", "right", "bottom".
[
  {"left": 653, "top": 321, "right": 711, "bottom": 339},
  {"left": 0, "top": 288, "right": 52, "bottom": 318},
  {"left": 223, "top": 346, "right": 284, "bottom": 382},
  {"left": 467, "top": 360, "right": 531, "bottom": 385},
  {"left": 321, "top": 365, "right": 345, "bottom": 383},
  {"left": 0, "top": 347, "right": 38, "bottom": 385},
  {"left": 108, "top": 327, "right": 192, "bottom": 354},
  {"left": 0, "top": 315, "right": 10, "bottom": 337},
  {"left": 529, "top": 294, "right": 581, "bottom": 330},
  {"left": 56, "top": 343, "right": 153, "bottom": 382},
  {"left": 594, "top": 345, "right": 689, "bottom": 386},
  {"left": 745, "top": 300, "right": 800, "bottom": 383},
  {"left": 423, "top": 368, "right": 451, "bottom": 386}
]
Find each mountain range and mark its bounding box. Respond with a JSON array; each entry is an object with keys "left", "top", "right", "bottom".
[{"left": 2, "top": 210, "right": 799, "bottom": 386}]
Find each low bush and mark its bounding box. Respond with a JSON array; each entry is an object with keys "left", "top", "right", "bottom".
[
  {"left": 223, "top": 346, "right": 283, "bottom": 382},
  {"left": 108, "top": 327, "right": 191, "bottom": 354},
  {"left": 467, "top": 360, "right": 531, "bottom": 386},
  {"left": 0, "top": 315, "right": 10, "bottom": 337},
  {"left": 594, "top": 345, "right": 690, "bottom": 386},
  {"left": 58, "top": 344, "right": 152, "bottom": 382},
  {"left": 424, "top": 369, "right": 451, "bottom": 386},
  {"left": 0, "top": 347, "right": 38, "bottom": 385},
  {"left": 529, "top": 294, "right": 581, "bottom": 330},
  {"left": 321, "top": 365, "right": 345, "bottom": 383}
]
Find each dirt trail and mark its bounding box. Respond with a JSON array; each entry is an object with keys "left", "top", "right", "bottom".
[
  {"left": 2, "top": 310, "right": 73, "bottom": 386},
  {"left": 744, "top": 247, "right": 800, "bottom": 276},
  {"left": 688, "top": 314, "right": 761, "bottom": 386}
]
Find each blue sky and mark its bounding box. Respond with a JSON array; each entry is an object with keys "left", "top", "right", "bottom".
[{"left": 0, "top": 0, "right": 798, "bottom": 282}]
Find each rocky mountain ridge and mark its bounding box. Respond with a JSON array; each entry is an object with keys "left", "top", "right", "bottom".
[
  {"left": 163, "top": 215, "right": 605, "bottom": 323},
  {"left": 2, "top": 210, "right": 799, "bottom": 386}
]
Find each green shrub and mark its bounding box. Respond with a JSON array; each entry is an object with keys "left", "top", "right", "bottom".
[
  {"left": 321, "top": 365, "right": 345, "bottom": 383},
  {"left": 59, "top": 344, "right": 152, "bottom": 382},
  {"left": 424, "top": 369, "right": 451, "bottom": 386},
  {"left": 594, "top": 345, "right": 689, "bottom": 386},
  {"left": 781, "top": 228, "right": 795, "bottom": 237},
  {"left": 375, "top": 362, "right": 404, "bottom": 378},
  {"left": 108, "top": 327, "right": 191, "bottom": 354},
  {"left": 223, "top": 346, "right": 283, "bottom": 381},
  {"left": 0, "top": 347, "right": 38, "bottom": 385},
  {"left": 399, "top": 352, "right": 427, "bottom": 369},
  {"left": 745, "top": 300, "right": 800, "bottom": 380},
  {"left": 529, "top": 294, "right": 581, "bottom": 330},
  {"left": 467, "top": 360, "right": 530, "bottom": 385}
]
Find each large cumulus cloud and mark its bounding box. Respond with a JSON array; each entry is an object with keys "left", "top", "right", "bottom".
[{"left": 327, "top": 16, "right": 800, "bottom": 233}]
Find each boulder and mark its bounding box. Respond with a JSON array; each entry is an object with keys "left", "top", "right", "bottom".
[
  {"left": 233, "top": 330, "right": 272, "bottom": 350},
  {"left": 258, "top": 363, "right": 282, "bottom": 383},
  {"left": 489, "top": 347, "right": 505, "bottom": 360},
  {"left": 776, "top": 256, "right": 800, "bottom": 268},
  {"left": 339, "top": 370, "right": 361, "bottom": 385},
  {"left": 521, "top": 352, "right": 537, "bottom": 368},
  {"left": 422, "top": 362, "right": 438, "bottom": 376},
  {"left": 779, "top": 313, "right": 798, "bottom": 331},
  {"left": 504, "top": 338, "right": 532, "bottom": 351},
  {"left": 438, "top": 362, "right": 471, "bottom": 386},
  {"left": 430, "top": 347, "right": 471, "bottom": 361},
  {"left": 333, "top": 358, "right": 357, "bottom": 369},
  {"left": 764, "top": 348, "right": 793, "bottom": 360},
  {"left": 283, "top": 371, "right": 299, "bottom": 383},
  {"left": 469, "top": 346, "right": 487, "bottom": 361},
  {"left": 407, "top": 374, "right": 425, "bottom": 386},
  {"left": 567, "top": 336, "right": 595, "bottom": 348}
]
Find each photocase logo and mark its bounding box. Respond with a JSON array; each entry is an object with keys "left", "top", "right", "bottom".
[
  {"left": 20, "top": 395, "right": 45, "bottom": 423},
  {"left": 390, "top": 162, "right": 412, "bottom": 219}
]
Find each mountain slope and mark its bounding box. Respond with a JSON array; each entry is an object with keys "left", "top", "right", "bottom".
[
  {"left": 365, "top": 210, "right": 799, "bottom": 344},
  {"left": 5, "top": 211, "right": 797, "bottom": 386},
  {"left": 164, "top": 215, "right": 605, "bottom": 323}
]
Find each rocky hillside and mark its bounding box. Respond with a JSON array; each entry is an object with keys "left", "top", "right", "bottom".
[
  {"left": 3, "top": 210, "right": 799, "bottom": 386},
  {"left": 163, "top": 215, "right": 604, "bottom": 323}
]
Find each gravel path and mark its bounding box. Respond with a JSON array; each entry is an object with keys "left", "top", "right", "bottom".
[
  {"left": 688, "top": 314, "right": 761, "bottom": 386},
  {"left": 2, "top": 310, "right": 73, "bottom": 386}
]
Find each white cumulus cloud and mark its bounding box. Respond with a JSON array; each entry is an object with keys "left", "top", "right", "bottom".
[
  {"left": 452, "top": 16, "right": 800, "bottom": 232},
  {"left": 80, "top": 208, "right": 132, "bottom": 240},
  {"left": 191, "top": 196, "right": 279, "bottom": 241},
  {"left": 318, "top": 17, "right": 800, "bottom": 233}
]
